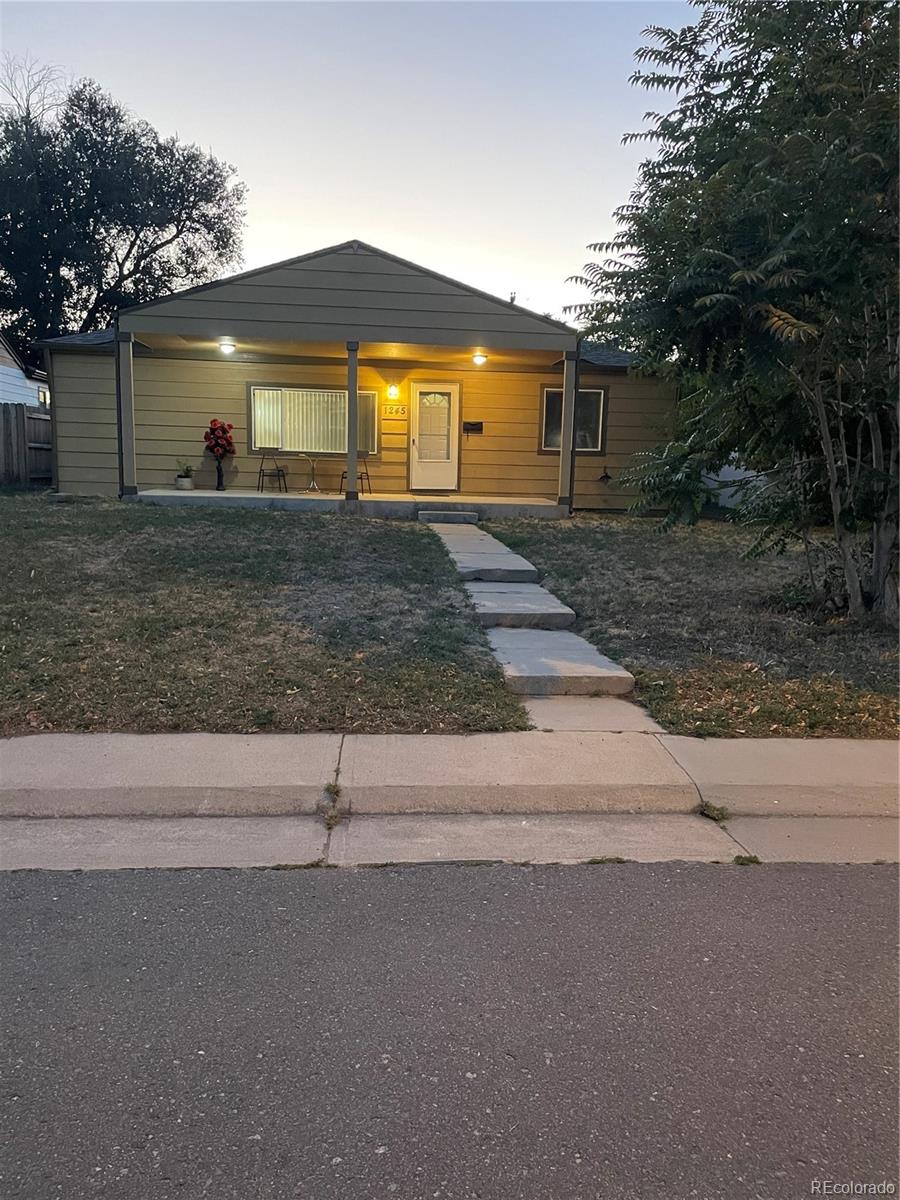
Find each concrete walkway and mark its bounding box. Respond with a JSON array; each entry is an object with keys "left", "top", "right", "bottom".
[
  {"left": 525, "top": 696, "right": 662, "bottom": 732},
  {"left": 2, "top": 732, "right": 896, "bottom": 817},
  {"left": 429, "top": 522, "right": 635, "bottom": 695},
  {"left": 465, "top": 581, "right": 575, "bottom": 629},
  {"left": 2, "top": 812, "right": 896, "bottom": 870}
]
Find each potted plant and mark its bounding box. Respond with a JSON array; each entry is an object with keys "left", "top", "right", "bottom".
[
  {"left": 203, "top": 419, "right": 235, "bottom": 490},
  {"left": 175, "top": 460, "right": 195, "bottom": 490}
]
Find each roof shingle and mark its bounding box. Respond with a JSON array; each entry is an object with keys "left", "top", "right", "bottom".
[
  {"left": 579, "top": 341, "right": 636, "bottom": 368},
  {"left": 36, "top": 328, "right": 116, "bottom": 349}
]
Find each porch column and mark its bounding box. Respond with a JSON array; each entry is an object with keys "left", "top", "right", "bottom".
[
  {"left": 345, "top": 339, "right": 359, "bottom": 500},
  {"left": 557, "top": 348, "right": 577, "bottom": 506},
  {"left": 115, "top": 328, "right": 137, "bottom": 497}
]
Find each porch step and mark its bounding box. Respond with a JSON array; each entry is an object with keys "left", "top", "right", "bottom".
[
  {"left": 465, "top": 582, "right": 576, "bottom": 629},
  {"left": 418, "top": 509, "right": 479, "bottom": 524},
  {"left": 487, "top": 629, "right": 635, "bottom": 696}
]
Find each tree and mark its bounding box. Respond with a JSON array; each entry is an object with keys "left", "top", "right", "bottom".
[
  {"left": 572, "top": 1, "right": 898, "bottom": 622},
  {"left": 0, "top": 58, "right": 246, "bottom": 365}
]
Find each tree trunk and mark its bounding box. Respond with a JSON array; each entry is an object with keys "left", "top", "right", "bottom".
[
  {"left": 809, "top": 393, "right": 867, "bottom": 618},
  {"left": 867, "top": 404, "right": 898, "bottom": 624},
  {"left": 876, "top": 572, "right": 899, "bottom": 625},
  {"left": 816, "top": 420, "right": 868, "bottom": 619},
  {"left": 833, "top": 523, "right": 866, "bottom": 618},
  {"left": 871, "top": 515, "right": 899, "bottom": 624},
  {"left": 783, "top": 353, "right": 869, "bottom": 619},
  {"left": 799, "top": 529, "right": 824, "bottom": 604}
]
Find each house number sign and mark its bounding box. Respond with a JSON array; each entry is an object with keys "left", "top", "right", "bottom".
[{"left": 382, "top": 404, "right": 408, "bottom": 417}]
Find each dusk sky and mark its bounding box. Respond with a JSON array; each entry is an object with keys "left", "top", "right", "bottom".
[{"left": 2, "top": 1, "right": 692, "bottom": 319}]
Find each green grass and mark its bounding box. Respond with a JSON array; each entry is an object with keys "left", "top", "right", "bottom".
[
  {"left": 0, "top": 494, "right": 528, "bottom": 735},
  {"left": 487, "top": 515, "right": 898, "bottom": 739}
]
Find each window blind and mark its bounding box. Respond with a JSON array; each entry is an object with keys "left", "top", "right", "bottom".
[
  {"left": 252, "top": 388, "right": 282, "bottom": 450},
  {"left": 282, "top": 389, "right": 346, "bottom": 454},
  {"left": 251, "top": 387, "right": 377, "bottom": 454}
]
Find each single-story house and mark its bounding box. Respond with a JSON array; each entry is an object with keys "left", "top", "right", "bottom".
[
  {"left": 1, "top": 332, "right": 50, "bottom": 407},
  {"left": 38, "top": 240, "right": 674, "bottom": 516}
]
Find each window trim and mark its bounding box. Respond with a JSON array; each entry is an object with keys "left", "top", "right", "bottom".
[
  {"left": 246, "top": 383, "right": 379, "bottom": 456},
  {"left": 538, "top": 385, "right": 607, "bottom": 456}
]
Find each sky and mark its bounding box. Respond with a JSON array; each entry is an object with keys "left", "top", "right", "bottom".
[{"left": 1, "top": 0, "right": 693, "bottom": 319}]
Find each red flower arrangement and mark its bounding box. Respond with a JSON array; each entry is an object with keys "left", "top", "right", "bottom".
[
  {"left": 203, "top": 418, "right": 235, "bottom": 490},
  {"left": 203, "top": 418, "right": 235, "bottom": 460}
]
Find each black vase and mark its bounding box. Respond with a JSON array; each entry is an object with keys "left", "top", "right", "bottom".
[{"left": 215, "top": 460, "right": 225, "bottom": 491}]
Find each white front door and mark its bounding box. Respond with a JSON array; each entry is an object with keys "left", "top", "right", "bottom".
[{"left": 409, "top": 383, "right": 460, "bottom": 490}]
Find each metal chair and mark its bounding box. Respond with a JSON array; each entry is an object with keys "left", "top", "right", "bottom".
[
  {"left": 340, "top": 455, "right": 373, "bottom": 495},
  {"left": 256, "top": 451, "right": 287, "bottom": 493}
]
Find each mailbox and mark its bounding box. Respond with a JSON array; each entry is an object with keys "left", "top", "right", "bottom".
[{"left": 462, "top": 421, "right": 484, "bottom": 434}]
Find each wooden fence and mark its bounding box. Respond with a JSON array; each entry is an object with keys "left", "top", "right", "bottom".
[{"left": 0, "top": 403, "right": 53, "bottom": 486}]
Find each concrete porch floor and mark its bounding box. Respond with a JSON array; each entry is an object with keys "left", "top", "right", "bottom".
[{"left": 131, "top": 487, "right": 567, "bottom": 520}]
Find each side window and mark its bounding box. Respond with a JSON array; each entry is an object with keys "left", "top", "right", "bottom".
[{"left": 542, "top": 388, "right": 605, "bottom": 452}]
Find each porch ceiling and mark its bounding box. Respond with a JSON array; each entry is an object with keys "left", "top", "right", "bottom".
[{"left": 133, "top": 332, "right": 564, "bottom": 370}]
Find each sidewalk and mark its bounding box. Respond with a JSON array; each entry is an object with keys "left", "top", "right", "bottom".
[
  {"left": 1, "top": 730, "right": 896, "bottom": 870},
  {"left": 2, "top": 730, "right": 896, "bottom": 817}
]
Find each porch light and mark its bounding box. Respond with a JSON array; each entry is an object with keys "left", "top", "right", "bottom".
[
  {"left": 387, "top": 384, "right": 400, "bottom": 400},
  {"left": 472, "top": 353, "right": 487, "bottom": 366},
  {"left": 219, "top": 338, "right": 236, "bottom": 355}
]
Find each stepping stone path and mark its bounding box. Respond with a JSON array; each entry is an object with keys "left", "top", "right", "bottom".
[
  {"left": 487, "top": 629, "right": 635, "bottom": 696},
  {"left": 427, "top": 522, "right": 635, "bottom": 698},
  {"left": 431, "top": 526, "right": 539, "bottom": 582},
  {"left": 465, "top": 582, "right": 575, "bottom": 629}
]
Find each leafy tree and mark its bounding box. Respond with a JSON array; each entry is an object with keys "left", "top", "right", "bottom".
[
  {"left": 0, "top": 57, "right": 246, "bottom": 366},
  {"left": 572, "top": 1, "right": 898, "bottom": 622}
]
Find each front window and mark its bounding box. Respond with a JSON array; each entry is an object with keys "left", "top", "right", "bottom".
[
  {"left": 542, "top": 388, "right": 605, "bottom": 452},
  {"left": 250, "top": 387, "right": 378, "bottom": 454}
]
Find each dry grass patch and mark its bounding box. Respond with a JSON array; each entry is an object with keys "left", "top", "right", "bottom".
[
  {"left": 488, "top": 515, "right": 897, "bottom": 738},
  {"left": 0, "top": 494, "right": 527, "bottom": 735}
]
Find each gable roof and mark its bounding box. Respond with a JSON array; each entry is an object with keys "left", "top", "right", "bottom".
[
  {"left": 115, "top": 239, "right": 579, "bottom": 352},
  {"left": 117, "top": 239, "right": 576, "bottom": 333},
  {"left": 1, "top": 331, "right": 47, "bottom": 380},
  {"left": 0, "top": 331, "right": 26, "bottom": 371}
]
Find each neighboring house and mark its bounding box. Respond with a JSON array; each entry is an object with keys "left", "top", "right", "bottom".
[
  {"left": 38, "top": 240, "right": 674, "bottom": 512},
  {"left": 0, "top": 333, "right": 50, "bottom": 407},
  {"left": 712, "top": 461, "right": 757, "bottom": 509}
]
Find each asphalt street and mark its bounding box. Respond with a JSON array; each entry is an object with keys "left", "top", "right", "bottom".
[{"left": 2, "top": 863, "right": 897, "bottom": 1200}]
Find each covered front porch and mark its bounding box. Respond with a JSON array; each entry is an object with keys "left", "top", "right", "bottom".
[
  {"left": 109, "top": 240, "right": 582, "bottom": 510},
  {"left": 130, "top": 487, "right": 566, "bottom": 520},
  {"left": 112, "top": 333, "right": 580, "bottom": 508}
]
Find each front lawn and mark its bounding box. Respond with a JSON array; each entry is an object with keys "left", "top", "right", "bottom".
[
  {"left": 0, "top": 495, "right": 527, "bottom": 735},
  {"left": 488, "top": 515, "right": 898, "bottom": 738}
]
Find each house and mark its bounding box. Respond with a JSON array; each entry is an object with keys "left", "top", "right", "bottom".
[
  {"left": 1, "top": 332, "right": 50, "bottom": 407},
  {"left": 38, "top": 240, "right": 674, "bottom": 515}
]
